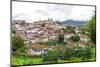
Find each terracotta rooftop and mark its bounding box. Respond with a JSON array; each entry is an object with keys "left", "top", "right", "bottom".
[
  {"left": 30, "top": 44, "right": 65, "bottom": 50},
  {"left": 30, "top": 44, "right": 49, "bottom": 49},
  {"left": 79, "top": 41, "right": 87, "bottom": 45}
]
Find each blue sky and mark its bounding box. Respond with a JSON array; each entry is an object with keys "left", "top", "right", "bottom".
[{"left": 12, "top": 1, "right": 95, "bottom": 22}]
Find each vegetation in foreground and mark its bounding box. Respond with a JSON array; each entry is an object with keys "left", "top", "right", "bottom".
[
  {"left": 12, "top": 45, "right": 96, "bottom": 66},
  {"left": 12, "top": 15, "right": 96, "bottom": 66}
]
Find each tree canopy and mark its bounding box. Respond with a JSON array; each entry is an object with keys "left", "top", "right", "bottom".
[
  {"left": 12, "top": 27, "right": 16, "bottom": 34},
  {"left": 12, "top": 36, "right": 26, "bottom": 52},
  {"left": 42, "top": 49, "right": 62, "bottom": 63},
  {"left": 86, "top": 16, "right": 96, "bottom": 43},
  {"left": 69, "top": 35, "right": 80, "bottom": 42}
]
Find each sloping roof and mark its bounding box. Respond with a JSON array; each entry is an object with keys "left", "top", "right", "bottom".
[
  {"left": 79, "top": 41, "right": 87, "bottom": 45},
  {"left": 30, "top": 44, "right": 49, "bottom": 49},
  {"left": 51, "top": 45, "right": 65, "bottom": 50},
  {"left": 30, "top": 44, "right": 65, "bottom": 50},
  {"left": 80, "top": 35, "right": 89, "bottom": 38}
]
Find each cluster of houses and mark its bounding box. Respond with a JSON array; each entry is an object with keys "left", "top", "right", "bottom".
[
  {"left": 12, "top": 18, "right": 91, "bottom": 55},
  {"left": 12, "top": 18, "right": 67, "bottom": 44}
]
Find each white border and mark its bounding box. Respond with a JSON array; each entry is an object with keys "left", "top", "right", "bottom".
[{"left": 0, "top": 0, "right": 100, "bottom": 67}]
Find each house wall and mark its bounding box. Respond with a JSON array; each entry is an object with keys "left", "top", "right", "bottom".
[{"left": 28, "top": 48, "right": 48, "bottom": 55}]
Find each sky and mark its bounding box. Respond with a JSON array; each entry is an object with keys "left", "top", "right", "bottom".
[{"left": 12, "top": 1, "right": 95, "bottom": 22}]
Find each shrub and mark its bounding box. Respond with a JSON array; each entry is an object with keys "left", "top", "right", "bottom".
[
  {"left": 42, "top": 49, "right": 62, "bottom": 63},
  {"left": 61, "top": 48, "right": 75, "bottom": 60},
  {"left": 12, "top": 36, "right": 26, "bottom": 53},
  {"left": 69, "top": 35, "right": 80, "bottom": 42}
]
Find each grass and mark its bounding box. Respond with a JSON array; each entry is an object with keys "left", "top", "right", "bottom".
[
  {"left": 12, "top": 55, "right": 43, "bottom": 66},
  {"left": 58, "top": 57, "right": 95, "bottom": 63},
  {"left": 58, "top": 57, "right": 82, "bottom": 63}
]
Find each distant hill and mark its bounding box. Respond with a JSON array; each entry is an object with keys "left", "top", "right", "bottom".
[{"left": 61, "top": 19, "right": 87, "bottom": 26}]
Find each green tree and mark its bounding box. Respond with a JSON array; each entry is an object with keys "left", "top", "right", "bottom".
[
  {"left": 81, "top": 46, "right": 93, "bottom": 61},
  {"left": 12, "top": 27, "right": 16, "bottom": 34},
  {"left": 74, "top": 47, "right": 84, "bottom": 58},
  {"left": 42, "top": 49, "right": 62, "bottom": 63},
  {"left": 86, "top": 16, "right": 96, "bottom": 43},
  {"left": 61, "top": 48, "right": 75, "bottom": 60},
  {"left": 69, "top": 35, "right": 80, "bottom": 42},
  {"left": 12, "top": 36, "right": 26, "bottom": 53},
  {"left": 75, "top": 46, "right": 93, "bottom": 61}
]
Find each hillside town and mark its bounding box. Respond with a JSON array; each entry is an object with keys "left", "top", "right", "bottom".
[{"left": 12, "top": 18, "right": 92, "bottom": 55}]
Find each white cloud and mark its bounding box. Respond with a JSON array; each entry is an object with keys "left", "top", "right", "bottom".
[
  {"left": 12, "top": 1, "right": 95, "bottom": 22},
  {"left": 68, "top": 6, "right": 95, "bottom": 21}
]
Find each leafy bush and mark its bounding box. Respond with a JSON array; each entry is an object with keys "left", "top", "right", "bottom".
[
  {"left": 12, "top": 27, "right": 16, "bottom": 34},
  {"left": 12, "top": 36, "right": 26, "bottom": 53},
  {"left": 84, "top": 16, "right": 96, "bottom": 43},
  {"left": 74, "top": 46, "right": 94, "bottom": 61},
  {"left": 69, "top": 35, "right": 80, "bottom": 42},
  {"left": 42, "top": 49, "right": 62, "bottom": 63}
]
